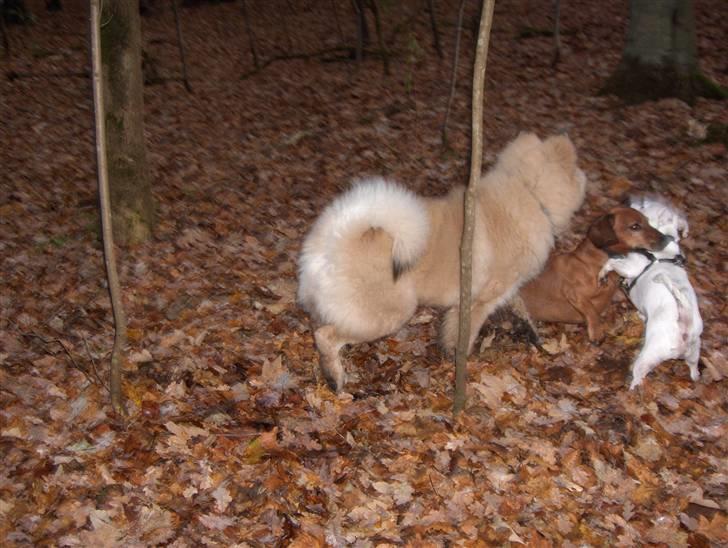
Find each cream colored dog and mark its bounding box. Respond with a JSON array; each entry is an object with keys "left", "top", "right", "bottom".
[{"left": 298, "top": 132, "right": 587, "bottom": 391}]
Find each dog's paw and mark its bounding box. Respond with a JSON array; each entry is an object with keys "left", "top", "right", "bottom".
[
  {"left": 319, "top": 355, "right": 345, "bottom": 393},
  {"left": 587, "top": 326, "right": 605, "bottom": 345}
]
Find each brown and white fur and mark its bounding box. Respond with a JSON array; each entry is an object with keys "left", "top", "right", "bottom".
[
  {"left": 599, "top": 196, "right": 702, "bottom": 388},
  {"left": 518, "top": 207, "right": 672, "bottom": 343},
  {"left": 298, "top": 132, "right": 587, "bottom": 391}
]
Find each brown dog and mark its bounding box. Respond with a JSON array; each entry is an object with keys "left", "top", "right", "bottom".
[{"left": 517, "top": 207, "right": 671, "bottom": 343}]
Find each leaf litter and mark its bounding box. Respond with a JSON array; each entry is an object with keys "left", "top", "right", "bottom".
[{"left": 0, "top": 0, "right": 726, "bottom": 545}]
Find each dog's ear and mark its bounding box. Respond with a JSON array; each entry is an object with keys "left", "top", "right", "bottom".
[{"left": 588, "top": 213, "right": 619, "bottom": 251}]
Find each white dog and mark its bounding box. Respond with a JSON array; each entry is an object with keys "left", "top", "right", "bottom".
[{"left": 599, "top": 196, "right": 702, "bottom": 389}]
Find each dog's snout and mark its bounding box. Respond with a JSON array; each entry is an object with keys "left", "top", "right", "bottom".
[{"left": 657, "top": 233, "right": 673, "bottom": 249}]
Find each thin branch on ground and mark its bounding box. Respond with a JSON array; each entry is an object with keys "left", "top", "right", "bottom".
[{"left": 240, "top": 46, "right": 354, "bottom": 79}]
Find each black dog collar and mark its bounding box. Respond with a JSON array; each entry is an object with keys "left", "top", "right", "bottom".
[{"left": 621, "top": 249, "right": 686, "bottom": 293}]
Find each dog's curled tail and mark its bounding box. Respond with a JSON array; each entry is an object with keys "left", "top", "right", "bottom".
[{"left": 317, "top": 177, "right": 430, "bottom": 274}]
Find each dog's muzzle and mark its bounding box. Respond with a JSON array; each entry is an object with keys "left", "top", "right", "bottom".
[{"left": 656, "top": 233, "right": 674, "bottom": 250}]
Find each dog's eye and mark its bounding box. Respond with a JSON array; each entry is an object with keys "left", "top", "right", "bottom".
[{"left": 629, "top": 223, "right": 641, "bottom": 231}]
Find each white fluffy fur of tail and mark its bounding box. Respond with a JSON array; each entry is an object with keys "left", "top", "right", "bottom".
[
  {"left": 298, "top": 178, "right": 429, "bottom": 310},
  {"left": 307, "top": 177, "right": 428, "bottom": 266}
]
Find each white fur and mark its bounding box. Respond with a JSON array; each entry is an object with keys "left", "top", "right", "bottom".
[
  {"left": 600, "top": 197, "right": 702, "bottom": 389},
  {"left": 297, "top": 178, "right": 429, "bottom": 326}
]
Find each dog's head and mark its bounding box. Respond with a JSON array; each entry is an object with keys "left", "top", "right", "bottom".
[
  {"left": 627, "top": 194, "right": 689, "bottom": 241},
  {"left": 588, "top": 207, "right": 672, "bottom": 255},
  {"left": 500, "top": 133, "right": 587, "bottom": 235}
]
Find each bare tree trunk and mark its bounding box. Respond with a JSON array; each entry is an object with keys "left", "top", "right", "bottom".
[
  {"left": 281, "top": 0, "right": 294, "bottom": 54},
  {"left": 101, "top": 0, "right": 155, "bottom": 245},
  {"left": 454, "top": 0, "right": 495, "bottom": 415},
  {"left": 240, "top": 0, "right": 260, "bottom": 70},
  {"left": 351, "top": 0, "right": 366, "bottom": 63},
  {"left": 91, "top": 0, "right": 128, "bottom": 415},
  {"left": 170, "top": 0, "right": 192, "bottom": 92},
  {"left": 601, "top": 0, "right": 725, "bottom": 104},
  {"left": 426, "top": 0, "right": 443, "bottom": 58},
  {"left": 441, "top": 0, "right": 466, "bottom": 147},
  {"left": 551, "top": 0, "right": 561, "bottom": 67},
  {"left": 331, "top": 0, "right": 345, "bottom": 44},
  {"left": 0, "top": 0, "right": 9, "bottom": 56},
  {"left": 369, "top": 0, "right": 389, "bottom": 75}
]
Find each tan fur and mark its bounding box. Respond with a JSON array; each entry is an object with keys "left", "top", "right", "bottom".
[
  {"left": 519, "top": 207, "right": 671, "bottom": 342},
  {"left": 299, "top": 133, "right": 587, "bottom": 391}
]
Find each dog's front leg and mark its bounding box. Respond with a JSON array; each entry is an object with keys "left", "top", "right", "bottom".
[{"left": 441, "top": 281, "right": 505, "bottom": 353}]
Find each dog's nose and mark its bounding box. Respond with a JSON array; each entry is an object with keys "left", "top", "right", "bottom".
[{"left": 658, "top": 234, "right": 674, "bottom": 249}]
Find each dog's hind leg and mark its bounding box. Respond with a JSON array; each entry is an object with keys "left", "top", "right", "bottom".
[
  {"left": 685, "top": 338, "right": 701, "bottom": 381},
  {"left": 509, "top": 294, "right": 543, "bottom": 348},
  {"left": 314, "top": 325, "right": 349, "bottom": 392},
  {"left": 629, "top": 345, "right": 672, "bottom": 389}
]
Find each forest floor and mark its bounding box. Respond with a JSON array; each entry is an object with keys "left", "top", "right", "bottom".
[{"left": 1, "top": 0, "right": 727, "bottom": 545}]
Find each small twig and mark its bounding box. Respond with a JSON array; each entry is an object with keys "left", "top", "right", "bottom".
[
  {"left": 240, "top": 0, "right": 261, "bottom": 70},
  {"left": 170, "top": 0, "right": 192, "bottom": 92},
  {"left": 441, "top": 0, "right": 466, "bottom": 147},
  {"left": 330, "top": 0, "right": 345, "bottom": 44},
  {"left": 6, "top": 70, "right": 90, "bottom": 81},
  {"left": 551, "top": 0, "right": 561, "bottom": 67},
  {"left": 240, "top": 47, "right": 353, "bottom": 79},
  {"left": 1, "top": 0, "right": 10, "bottom": 56},
  {"left": 57, "top": 337, "right": 108, "bottom": 391},
  {"left": 427, "top": 0, "right": 443, "bottom": 58},
  {"left": 428, "top": 472, "right": 445, "bottom": 502},
  {"left": 81, "top": 334, "right": 104, "bottom": 385},
  {"left": 369, "top": 0, "right": 390, "bottom": 75}
]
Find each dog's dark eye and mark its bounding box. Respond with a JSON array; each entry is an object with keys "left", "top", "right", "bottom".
[{"left": 630, "top": 223, "right": 641, "bottom": 231}]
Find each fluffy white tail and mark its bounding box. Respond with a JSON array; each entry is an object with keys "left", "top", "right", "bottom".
[{"left": 313, "top": 178, "right": 429, "bottom": 270}]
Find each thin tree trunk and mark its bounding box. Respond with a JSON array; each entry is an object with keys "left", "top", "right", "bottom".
[
  {"left": 281, "top": 1, "right": 294, "bottom": 54},
  {"left": 601, "top": 0, "right": 725, "bottom": 104},
  {"left": 441, "top": 0, "right": 466, "bottom": 147},
  {"left": 454, "top": 0, "right": 495, "bottom": 415},
  {"left": 240, "top": 0, "right": 260, "bottom": 70},
  {"left": 551, "top": 0, "right": 561, "bottom": 67},
  {"left": 426, "top": 0, "right": 443, "bottom": 58},
  {"left": 91, "top": 0, "right": 128, "bottom": 415},
  {"left": 331, "top": 0, "right": 345, "bottom": 44},
  {"left": 101, "top": 0, "right": 154, "bottom": 245},
  {"left": 351, "top": 0, "right": 365, "bottom": 63},
  {"left": 0, "top": 0, "right": 9, "bottom": 56},
  {"left": 170, "top": 0, "right": 192, "bottom": 92},
  {"left": 369, "top": 0, "right": 389, "bottom": 75}
]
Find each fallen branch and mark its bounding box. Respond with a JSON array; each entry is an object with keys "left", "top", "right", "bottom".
[{"left": 240, "top": 46, "right": 354, "bottom": 79}]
